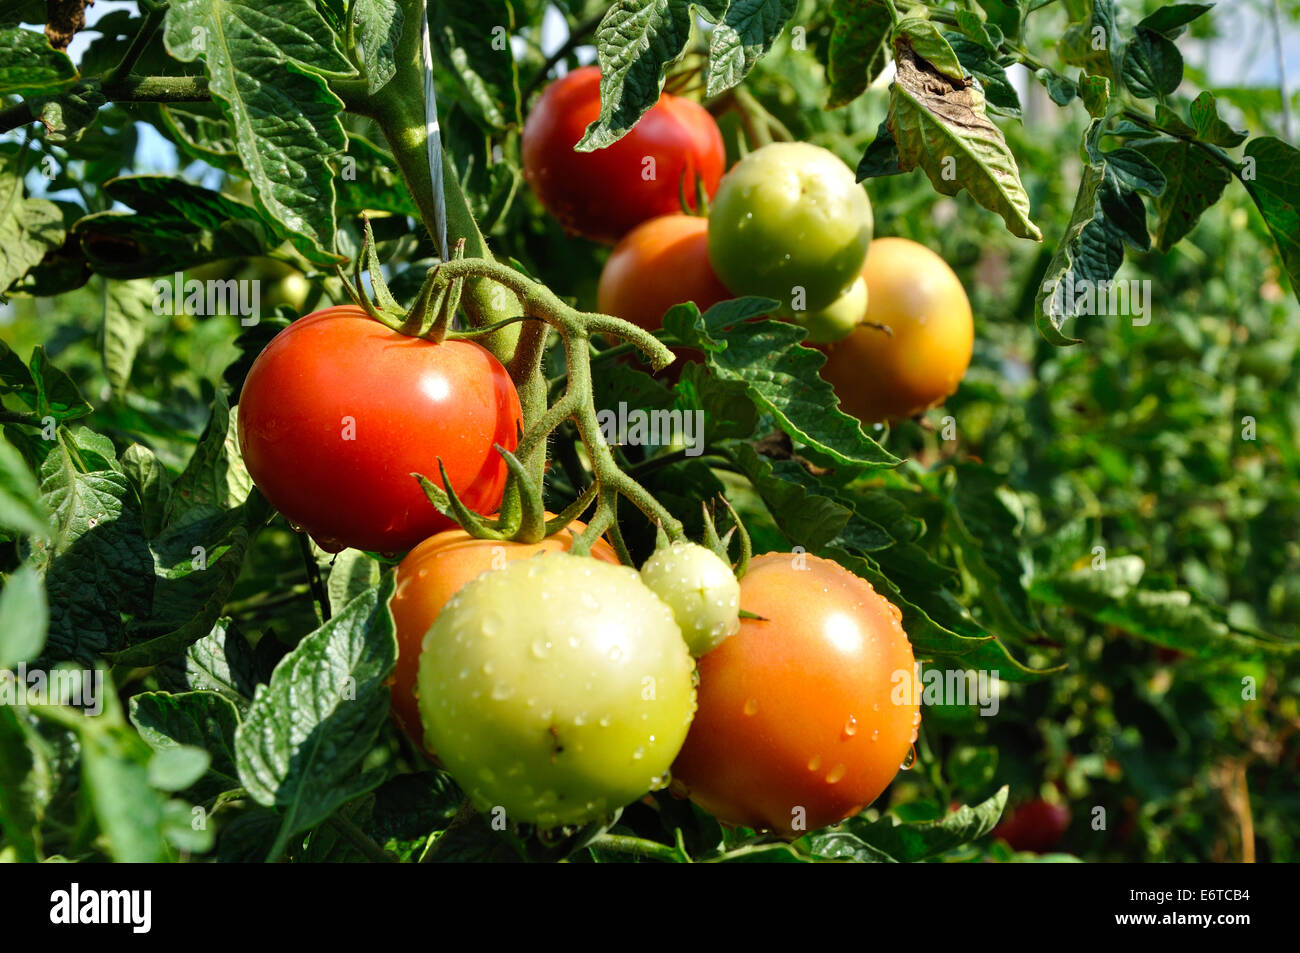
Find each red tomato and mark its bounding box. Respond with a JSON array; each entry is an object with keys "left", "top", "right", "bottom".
[
  {"left": 597, "top": 214, "right": 732, "bottom": 332},
  {"left": 672, "top": 552, "right": 920, "bottom": 835},
  {"left": 237, "top": 306, "right": 522, "bottom": 553},
  {"left": 992, "top": 798, "right": 1071, "bottom": 853},
  {"left": 388, "top": 520, "right": 620, "bottom": 749},
  {"left": 522, "top": 66, "right": 725, "bottom": 244}
]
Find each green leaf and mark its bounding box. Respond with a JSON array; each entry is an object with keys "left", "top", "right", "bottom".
[
  {"left": 826, "top": 0, "right": 892, "bottom": 108},
  {"left": 73, "top": 176, "right": 271, "bottom": 280},
  {"left": 0, "top": 27, "right": 76, "bottom": 96},
  {"left": 39, "top": 83, "right": 108, "bottom": 143},
  {"left": 173, "top": 618, "right": 261, "bottom": 709},
  {"left": 163, "top": 391, "right": 253, "bottom": 526},
  {"left": 80, "top": 719, "right": 170, "bottom": 862},
  {"left": 121, "top": 443, "right": 172, "bottom": 540},
  {"left": 705, "top": 0, "right": 798, "bottom": 98},
  {"left": 666, "top": 298, "right": 899, "bottom": 467},
  {"left": 100, "top": 278, "right": 155, "bottom": 396},
  {"left": 895, "top": 15, "right": 966, "bottom": 82},
  {"left": 0, "top": 708, "right": 41, "bottom": 862},
  {"left": 1188, "top": 91, "right": 1247, "bottom": 147},
  {"left": 432, "top": 0, "right": 521, "bottom": 129},
  {"left": 327, "top": 549, "right": 381, "bottom": 618},
  {"left": 1137, "top": 3, "right": 1213, "bottom": 39},
  {"left": 354, "top": 0, "right": 404, "bottom": 95},
  {"left": 856, "top": 121, "right": 902, "bottom": 179},
  {"left": 578, "top": 0, "right": 725, "bottom": 151},
  {"left": 1133, "top": 135, "right": 1232, "bottom": 252},
  {"left": 888, "top": 35, "right": 1041, "bottom": 241},
  {"left": 147, "top": 745, "right": 212, "bottom": 792},
  {"left": 29, "top": 346, "right": 91, "bottom": 422},
  {"left": 0, "top": 155, "right": 65, "bottom": 295},
  {"left": 1032, "top": 557, "right": 1300, "bottom": 661},
  {"left": 1121, "top": 27, "right": 1183, "bottom": 100},
  {"left": 0, "top": 436, "right": 48, "bottom": 539},
  {"left": 0, "top": 563, "right": 48, "bottom": 668},
  {"left": 130, "top": 691, "right": 241, "bottom": 802},
  {"left": 1242, "top": 137, "right": 1300, "bottom": 305},
  {"left": 234, "top": 575, "right": 398, "bottom": 861},
  {"left": 729, "top": 443, "right": 853, "bottom": 551},
  {"left": 29, "top": 437, "right": 155, "bottom": 662},
  {"left": 162, "top": 0, "right": 350, "bottom": 264},
  {"left": 1080, "top": 74, "right": 1110, "bottom": 118},
  {"left": 835, "top": 787, "right": 1008, "bottom": 861},
  {"left": 1058, "top": 0, "right": 1117, "bottom": 79}
]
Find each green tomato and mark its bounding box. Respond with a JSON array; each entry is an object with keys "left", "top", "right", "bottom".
[
  {"left": 417, "top": 553, "right": 697, "bottom": 829},
  {"left": 791, "top": 275, "right": 867, "bottom": 344},
  {"left": 707, "top": 142, "right": 873, "bottom": 313},
  {"left": 639, "top": 542, "right": 741, "bottom": 657}
]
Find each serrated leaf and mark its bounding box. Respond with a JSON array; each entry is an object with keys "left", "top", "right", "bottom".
[
  {"left": 1188, "top": 91, "right": 1247, "bottom": 147},
  {"left": 235, "top": 576, "right": 398, "bottom": 860},
  {"left": 1121, "top": 27, "right": 1183, "bottom": 100},
  {"left": 578, "top": 0, "right": 723, "bottom": 151},
  {"left": 0, "top": 158, "right": 65, "bottom": 295},
  {"left": 0, "top": 27, "right": 76, "bottom": 96},
  {"left": 100, "top": 278, "right": 155, "bottom": 396},
  {"left": 667, "top": 299, "right": 899, "bottom": 467},
  {"left": 1242, "top": 137, "right": 1300, "bottom": 305},
  {"left": 121, "top": 443, "right": 171, "bottom": 539},
  {"left": 175, "top": 618, "right": 261, "bottom": 709},
  {"left": 354, "top": 0, "right": 404, "bottom": 95},
  {"left": 73, "top": 175, "right": 271, "bottom": 280},
  {"left": 889, "top": 37, "right": 1041, "bottom": 241},
  {"left": 1133, "top": 135, "right": 1232, "bottom": 252},
  {"left": 827, "top": 0, "right": 892, "bottom": 108},
  {"left": 164, "top": 391, "right": 253, "bottom": 526},
  {"left": 705, "top": 0, "right": 797, "bottom": 97},
  {"left": 729, "top": 443, "right": 853, "bottom": 551},
  {"left": 162, "top": 0, "right": 350, "bottom": 263},
  {"left": 0, "top": 563, "right": 48, "bottom": 667},
  {"left": 130, "top": 691, "right": 242, "bottom": 803}
]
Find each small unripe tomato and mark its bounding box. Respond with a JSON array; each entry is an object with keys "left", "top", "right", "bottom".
[
  {"left": 639, "top": 541, "right": 741, "bottom": 656},
  {"left": 791, "top": 275, "right": 868, "bottom": 344},
  {"left": 417, "top": 554, "right": 697, "bottom": 829}
]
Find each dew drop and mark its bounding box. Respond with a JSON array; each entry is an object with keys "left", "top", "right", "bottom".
[
  {"left": 842, "top": 715, "right": 858, "bottom": 738},
  {"left": 825, "top": 763, "right": 847, "bottom": 784},
  {"left": 900, "top": 744, "right": 918, "bottom": 771},
  {"left": 531, "top": 639, "right": 551, "bottom": 659},
  {"left": 807, "top": 754, "right": 822, "bottom": 772},
  {"left": 742, "top": 697, "right": 759, "bottom": 716}
]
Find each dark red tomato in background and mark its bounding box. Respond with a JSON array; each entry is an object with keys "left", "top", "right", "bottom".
[
  {"left": 992, "top": 797, "right": 1072, "bottom": 853},
  {"left": 522, "top": 66, "right": 725, "bottom": 244},
  {"left": 237, "top": 306, "right": 523, "bottom": 553}
]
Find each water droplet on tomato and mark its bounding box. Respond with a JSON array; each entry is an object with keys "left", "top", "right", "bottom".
[
  {"left": 825, "top": 763, "right": 847, "bottom": 784},
  {"left": 742, "top": 697, "right": 759, "bottom": 716},
  {"left": 843, "top": 715, "right": 858, "bottom": 738},
  {"left": 900, "top": 744, "right": 918, "bottom": 771},
  {"left": 807, "top": 754, "right": 822, "bottom": 772}
]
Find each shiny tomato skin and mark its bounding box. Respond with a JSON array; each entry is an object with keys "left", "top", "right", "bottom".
[
  {"left": 671, "top": 552, "right": 919, "bottom": 835},
  {"left": 237, "top": 306, "right": 522, "bottom": 553},
  {"left": 821, "top": 238, "right": 973, "bottom": 423},
  {"left": 388, "top": 521, "right": 619, "bottom": 749},
  {"left": 597, "top": 214, "right": 732, "bottom": 332},
  {"left": 522, "top": 66, "right": 725, "bottom": 244}
]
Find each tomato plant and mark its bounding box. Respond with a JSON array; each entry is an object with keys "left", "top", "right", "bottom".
[
  {"left": 389, "top": 520, "right": 619, "bottom": 749},
  {"left": 237, "top": 306, "right": 523, "bottom": 553},
  {"left": 417, "top": 553, "right": 696, "bottom": 829},
  {"left": 522, "top": 66, "right": 725, "bottom": 244},
  {"left": 2, "top": 0, "right": 1298, "bottom": 872},
  {"left": 671, "top": 553, "right": 920, "bottom": 835}
]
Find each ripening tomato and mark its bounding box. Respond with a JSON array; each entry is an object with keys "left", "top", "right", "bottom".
[
  {"left": 418, "top": 553, "right": 697, "bottom": 828},
  {"left": 597, "top": 214, "right": 732, "bottom": 332},
  {"left": 707, "top": 142, "right": 873, "bottom": 314},
  {"left": 672, "top": 552, "right": 919, "bottom": 835},
  {"left": 237, "top": 306, "right": 522, "bottom": 553},
  {"left": 388, "top": 520, "right": 619, "bottom": 749},
  {"left": 522, "top": 66, "right": 725, "bottom": 244},
  {"left": 821, "top": 237, "right": 973, "bottom": 423}
]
